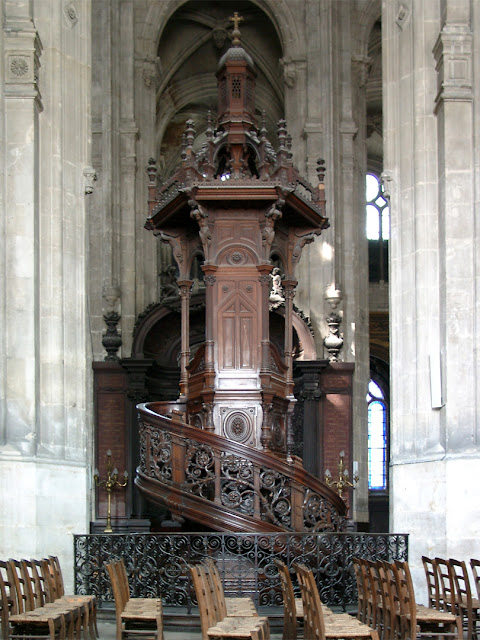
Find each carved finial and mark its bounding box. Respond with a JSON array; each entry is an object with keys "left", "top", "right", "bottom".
[
  {"left": 317, "top": 158, "right": 326, "bottom": 183},
  {"left": 229, "top": 11, "right": 244, "bottom": 46},
  {"left": 181, "top": 133, "right": 187, "bottom": 162},
  {"left": 260, "top": 110, "right": 267, "bottom": 139},
  {"left": 146, "top": 158, "right": 157, "bottom": 185},
  {"left": 206, "top": 111, "right": 213, "bottom": 138},
  {"left": 185, "top": 120, "right": 195, "bottom": 150}
]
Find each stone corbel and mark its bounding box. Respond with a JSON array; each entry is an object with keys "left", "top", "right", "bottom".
[
  {"left": 83, "top": 166, "right": 97, "bottom": 194},
  {"left": 142, "top": 55, "right": 161, "bottom": 89},
  {"left": 279, "top": 57, "right": 297, "bottom": 88},
  {"left": 351, "top": 55, "right": 372, "bottom": 89},
  {"left": 380, "top": 170, "right": 393, "bottom": 200}
]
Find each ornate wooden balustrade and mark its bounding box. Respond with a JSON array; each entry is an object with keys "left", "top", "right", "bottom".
[
  {"left": 74, "top": 532, "right": 408, "bottom": 610},
  {"left": 136, "top": 402, "right": 347, "bottom": 534}
]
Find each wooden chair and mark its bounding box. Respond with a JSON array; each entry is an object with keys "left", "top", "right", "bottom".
[
  {"left": 353, "top": 558, "right": 368, "bottom": 624},
  {"left": 367, "top": 560, "right": 384, "bottom": 637},
  {"left": 273, "top": 558, "right": 304, "bottom": 640},
  {"left": 42, "top": 556, "right": 98, "bottom": 639},
  {"left": 448, "top": 558, "right": 480, "bottom": 640},
  {"left": 21, "top": 559, "right": 85, "bottom": 639},
  {"left": 421, "top": 556, "right": 441, "bottom": 610},
  {"left": 393, "top": 560, "right": 461, "bottom": 640},
  {"left": 106, "top": 559, "right": 163, "bottom": 640},
  {"left": 202, "top": 558, "right": 257, "bottom": 618},
  {"left": 293, "top": 562, "right": 379, "bottom": 640},
  {"left": 189, "top": 563, "right": 270, "bottom": 640},
  {"left": 376, "top": 561, "right": 398, "bottom": 640},
  {"left": 434, "top": 557, "right": 460, "bottom": 616},
  {"left": 1, "top": 559, "right": 71, "bottom": 640},
  {"left": 471, "top": 559, "right": 480, "bottom": 602}
]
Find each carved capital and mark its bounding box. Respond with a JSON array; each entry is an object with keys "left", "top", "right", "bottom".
[
  {"left": 434, "top": 25, "right": 473, "bottom": 111},
  {"left": 4, "top": 26, "right": 43, "bottom": 110},
  {"left": 204, "top": 274, "right": 216, "bottom": 286}
]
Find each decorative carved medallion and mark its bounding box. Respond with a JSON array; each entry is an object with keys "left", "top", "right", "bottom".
[
  {"left": 223, "top": 409, "right": 253, "bottom": 444},
  {"left": 10, "top": 57, "right": 29, "bottom": 77}
]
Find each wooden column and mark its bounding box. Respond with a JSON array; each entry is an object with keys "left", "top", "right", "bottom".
[
  {"left": 283, "top": 279, "right": 297, "bottom": 396},
  {"left": 177, "top": 279, "right": 194, "bottom": 399},
  {"left": 202, "top": 266, "right": 217, "bottom": 431}
]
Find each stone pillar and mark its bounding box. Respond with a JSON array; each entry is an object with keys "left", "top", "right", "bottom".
[
  {"left": 0, "top": 0, "right": 92, "bottom": 592},
  {"left": 384, "top": 0, "right": 479, "bottom": 599},
  {"left": 1, "top": 2, "right": 42, "bottom": 454}
]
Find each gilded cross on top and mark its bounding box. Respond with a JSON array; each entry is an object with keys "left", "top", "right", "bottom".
[{"left": 229, "top": 11, "right": 244, "bottom": 45}]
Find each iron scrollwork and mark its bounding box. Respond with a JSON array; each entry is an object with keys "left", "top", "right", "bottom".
[
  {"left": 183, "top": 440, "right": 215, "bottom": 499},
  {"left": 74, "top": 532, "right": 408, "bottom": 611}
]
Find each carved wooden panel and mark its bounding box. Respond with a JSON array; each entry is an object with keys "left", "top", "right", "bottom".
[{"left": 217, "top": 279, "right": 258, "bottom": 371}]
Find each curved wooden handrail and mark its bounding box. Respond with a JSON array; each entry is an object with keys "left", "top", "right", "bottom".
[{"left": 136, "top": 402, "right": 347, "bottom": 533}]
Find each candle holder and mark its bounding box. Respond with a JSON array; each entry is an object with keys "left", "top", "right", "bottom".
[
  {"left": 324, "top": 451, "right": 359, "bottom": 500},
  {"left": 94, "top": 450, "right": 128, "bottom": 533}
]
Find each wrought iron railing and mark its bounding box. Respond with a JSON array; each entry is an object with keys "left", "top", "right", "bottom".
[{"left": 74, "top": 532, "right": 408, "bottom": 611}]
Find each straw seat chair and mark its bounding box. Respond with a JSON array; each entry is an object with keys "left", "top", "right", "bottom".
[
  {"left": 106, "top": 559, "right": 163, "bottom": 640},
  {"left": 0, "top": 559, "right": 73, "bottom": 640},
  {"left": 421, "top": 556, "right": 441, "bottom": 610},
  {"left": 202, "top": 558, "right": 258, "bottom": 618},
  {"left": 273, "top": 558, "right": 305, "bottom": 640},
  {"left": 41, "top": 556, "right": 98, "bottom": 639},
  {"left": 189, "top": 563, "right": 270, "bottom": 640},
  {"left": 352, "top": 558, "right": 368, "bottom": 624},
  {"left": 293, "top": 562, "right": 379, "bottom": 640},
  {"left": 448, "top": 558, "right": 480, "bottom": 640},
  {"left": 392, "top": 560, "right": 461, "bottom": 640}
]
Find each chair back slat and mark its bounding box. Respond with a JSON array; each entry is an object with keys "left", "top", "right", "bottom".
[
  {"left": 202, "top": 558, "right": 228, "bottom": 621},
  {"left": 471, "top": 559, "right": 480, "bottom": 601},
  {"left": 435, "top": 557, "right": 457, "bottom": 613},
  {"left": 106, "top": 559, "right": 129, "bottom": 633},
  {"left": 189, "top": 563, "right": 218, "bottom": 640},
  {"left": 0, "top": 560, "right": 16, "bottom": 639},
  {"left": 48, "top": 556, "right": 65, "bottom": 598},
  {"left": 448, "top": 558, "right": 480, "bottom": 640},
  {"left": 7, "top": 559, "right": 32, "bottom": 614},
  {"left": 422, "top": 555, "right": 440, "bottom": 609},
  {"left": 274, "top": 559, "right": 298, "bottom": 640},
  {"left": 294, "top": 562, "right": 326, "bottom": 640}
]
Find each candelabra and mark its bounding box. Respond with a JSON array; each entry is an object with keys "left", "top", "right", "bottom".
[
  {"left": 324, "top": 451, "right": 359, "bottom": 499},
  {"left": 94, "top": 450, "right": 128, "bottom": 533}
]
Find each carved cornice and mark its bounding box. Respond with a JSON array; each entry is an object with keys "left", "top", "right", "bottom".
[
  {"left": 4, "top": 24, "right": 43, "bottom": 110},
  {"left": 433, "top": 25, "right": 473, "bottom": 112}
]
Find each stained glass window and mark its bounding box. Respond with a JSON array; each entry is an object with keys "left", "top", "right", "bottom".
[{"left": 367, "top": 379, "right": 387, "bottom": 490}]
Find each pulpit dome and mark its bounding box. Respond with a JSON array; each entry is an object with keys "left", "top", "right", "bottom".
[{"left": 218, "top": 44, "right": 254, "bottom": 69}]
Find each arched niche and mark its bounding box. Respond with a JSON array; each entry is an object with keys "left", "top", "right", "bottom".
[{"left": 131, "top": 294, "right": 316, "bottom": 401}]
